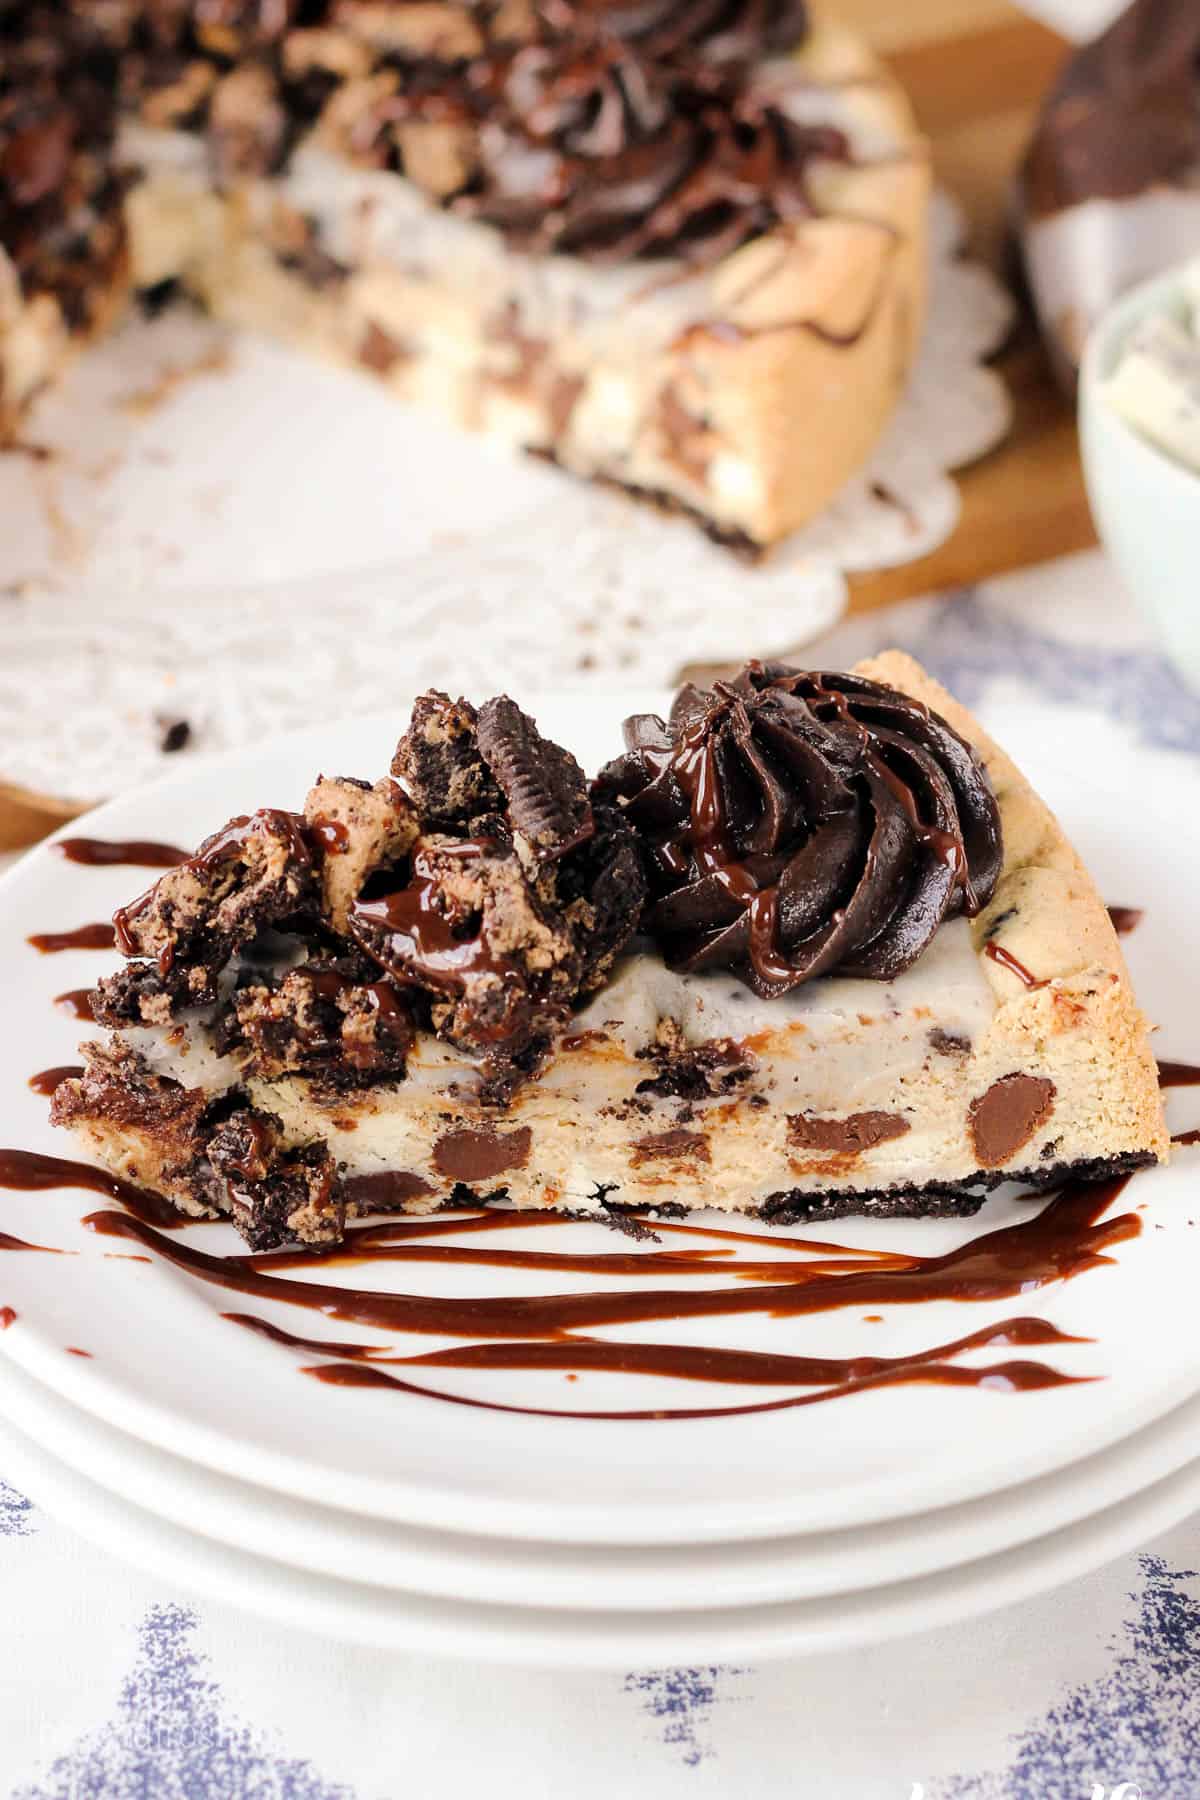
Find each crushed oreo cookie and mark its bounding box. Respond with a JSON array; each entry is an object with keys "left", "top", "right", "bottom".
[{"left": 351, "top": 689, "right": 644, "bottom": 1057}]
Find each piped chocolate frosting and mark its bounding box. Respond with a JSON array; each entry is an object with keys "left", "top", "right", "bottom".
[{"left": 596, "top": 662, "right": 1003, "bottom": 996}]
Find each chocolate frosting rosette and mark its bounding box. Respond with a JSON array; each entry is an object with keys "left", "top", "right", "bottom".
[{"left": 596, "top": 662, "right": 1003, "bottom": 996}]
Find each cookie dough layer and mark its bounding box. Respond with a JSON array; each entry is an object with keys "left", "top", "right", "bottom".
[{"left": 118, "top": 13, "right": 928, "bottom": 549}]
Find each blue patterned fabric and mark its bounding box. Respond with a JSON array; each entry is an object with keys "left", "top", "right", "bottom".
[
  {"left": 0, "top": 1477, "right": 34, "bottom": 1538},
  {"left": 12, "top": 1607, "right": 351, "bottom": 1800},
  {"left": 934, "top": 1560, "right": 1200, "bottom": 1799}
]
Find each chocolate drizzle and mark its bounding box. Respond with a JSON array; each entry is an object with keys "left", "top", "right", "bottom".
[
  {"left": 1159, "top": 1060, "right": 1200, "bottom": 1089},
  {"left": 0, "top": 1115, "right": 1154, "bottom": 1416},
  {"left": 28, "top": 1065, "right": 84, "bottom": 1097},
  {"left": 27, "top": 923, "right": 117, "bottom": 954},
  {"left": 984, "top": 941, "right": 1045, "bottom": 989},
  {"left": 54, "top": 837, "right": 189, "bottom": 869},
  {"left": 54, "top": 989, "right": 96, "bottom": 1022},
  {"left": 597, "top": 662, "right": 1003, "bottom": 995},
  {"left": 0, "top": 1149, "right": 188, "bottom": 1230},
  {"left": 61, "top": 1169, "right": 1136, "bottom": 1420}
]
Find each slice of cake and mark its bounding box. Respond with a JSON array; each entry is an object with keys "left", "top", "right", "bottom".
[
  {"left": 1, "top": 2, "right": 929, "bottom": 550},
  {"left": 51, "top": 654, "right": 1168, "bottom": 1251}
]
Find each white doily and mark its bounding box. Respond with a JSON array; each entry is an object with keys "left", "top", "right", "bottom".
[{"left": 0, "top": 192, "right": 1012, "bottom": 805}]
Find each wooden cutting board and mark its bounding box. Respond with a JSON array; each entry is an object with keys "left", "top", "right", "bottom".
[
  {"left": 847, "top": 2, "right": 1088, "bottom": 614},
  {"left": 0, "top": 2, "right": 1078, "bottom": 852}
]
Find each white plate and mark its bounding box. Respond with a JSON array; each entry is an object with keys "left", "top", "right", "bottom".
[
  {"left": 0, "top": 697, "right": 1198, "bottom": 1546},
  {"left": 3, "top": 1385, "right": 1200, "bottom": 1665},
  {"left": 5, "top": 1342, "right": 1200, "bottom": 1613}
]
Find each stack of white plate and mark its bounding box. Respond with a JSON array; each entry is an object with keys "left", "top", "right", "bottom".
[{"left": 1, "top": 701, "right": 1198, "bottom": 1667}]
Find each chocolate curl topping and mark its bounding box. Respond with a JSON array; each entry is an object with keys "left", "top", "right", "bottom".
[{"left": 597, "top": 663, "right": 1003, "bottom": 997}]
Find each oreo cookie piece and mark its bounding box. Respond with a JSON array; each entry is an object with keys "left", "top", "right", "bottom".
[{"left": 476, "top": 695, "right": 594, "bottom": 858}]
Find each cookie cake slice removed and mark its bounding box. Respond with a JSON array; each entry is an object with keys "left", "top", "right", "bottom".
[{"left": 52, "top": 653, "right": 1168, "bottom": 1250}]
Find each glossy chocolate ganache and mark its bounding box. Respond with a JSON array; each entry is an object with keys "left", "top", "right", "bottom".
[{"left": 597, "top": 662, "right": 1004, "bottom": 995}]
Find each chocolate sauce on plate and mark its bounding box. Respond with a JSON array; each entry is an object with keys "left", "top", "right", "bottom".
[
  {"left": 1159, "top": 1061, "right": 1200, "bottom": 1089},
  {"left": 54, "top": 989, "right": 95, "bottom": 1022},
  {"left": 54, "top": 837, "right": 189, "bottom": 869},
  {"left": 1107, "top": 906, "right": 1144, "bottom": 936},
  {"left": 85, "top": 1172, "right": 1136, "bottom": 1341},
  {"left": 27, "top": 923, "right": 116, "bottom": 954},
  {"left": 54, "top": 1169, "right": 1134, "bottom": 1419},
  {"left": 0, "top": 1232, "right": 62, "bottom": 1253},
  {"left": 28, "top": 1065, "right": 83, "bottom": 1097},
  {"left": 0, "top": 1150, "right": 188, "bottom": 1230},
  {"left": 303, "top": 1332, "right": 1085, "bottom": 1423}
]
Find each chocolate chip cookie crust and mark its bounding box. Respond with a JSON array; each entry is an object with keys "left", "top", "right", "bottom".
[
  {"left": 3, "top": 4, "right": 929, "bottom": 549},
  {"left": 51, "top": 654, "right": 1168, "bottom": 1251}
]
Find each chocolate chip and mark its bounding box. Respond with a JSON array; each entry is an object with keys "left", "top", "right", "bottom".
[
  {"left": 968, "top": 1074, "right": 1056, "bottom": 1168},
  {"left": 629, "top": 1128, "right": 711, "bottom": 1166},
  {"left": 787, "top": 1112, "right": 911, "bottom": 1154},
  {"left": 432, "top": 1125, "right": 532, "bottom": 1184}
]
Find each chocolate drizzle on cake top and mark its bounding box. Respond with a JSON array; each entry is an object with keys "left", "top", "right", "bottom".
[
  {"left": 597, "top": 661, "right": 1003, "bottom": 996},
  {"left": 451, "top": 6, "right": 844, "bottom": 263},
  {"left": 84, "top": 0, "right": 834, "bottom": 267}
]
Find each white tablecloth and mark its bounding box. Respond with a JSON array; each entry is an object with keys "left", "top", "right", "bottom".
[{"left": 3, "top": 548, "right": 1200, "bottom": 1798}]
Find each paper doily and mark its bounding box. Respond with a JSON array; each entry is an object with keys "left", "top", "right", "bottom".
[{"left": 0, "top": 192, "right": 1012, "bottom": 805}]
